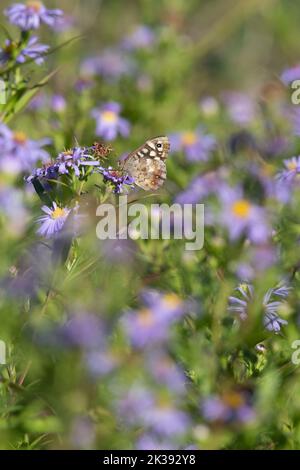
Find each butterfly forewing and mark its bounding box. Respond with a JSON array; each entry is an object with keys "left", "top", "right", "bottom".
[{"left": 121, "top": 136, "right": 170, "bottom": 191}]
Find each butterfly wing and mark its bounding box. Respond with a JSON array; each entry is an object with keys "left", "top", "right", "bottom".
[{"left": 121, "top": 136, "right": 170, "bottom": 191}]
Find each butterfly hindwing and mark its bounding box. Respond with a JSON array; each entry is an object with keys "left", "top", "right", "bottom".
[{"left": 121, "top": 136, "right": 170, "bottom": 191}]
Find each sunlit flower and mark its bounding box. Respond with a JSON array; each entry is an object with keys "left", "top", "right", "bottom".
[
  {"left": 37, "top": 202, "right": 70, "bottom": 238},
  {"left": 170, "top": 129, "right": 216, "bottom": 162},
  {"left": 0, "top": 124, "right": 50, "bottom": 173},
  {"left": 91, "top": 102, "right": 131, "bottom": 141},
  {"left": 4, "top": 1, "right": 63, "bottom": 31}
]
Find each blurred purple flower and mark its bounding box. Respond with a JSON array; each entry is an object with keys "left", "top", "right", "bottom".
[
  {"left": 86, "top": 349, "right": 119, "bottom": 376},
  {"left": 81, "top": 49, "right": 134, "bottom": 81},
  {"left": 222, "top": 91, "right": 257, "bottom": 125},
  {"left": 0, "top": 124, "right": 50, "bottom": 173},
  {"left": 280, "top": 64, "right": 300, "bottom": 85},
  {"left": 144, "top": 404, "right": 190, "bottom": 437},
  {"left": 146, "top": 351, "right": 187, "bottom": 394},
  {"left": 170, "top": 129, "right": 216, "bottom": 162},
  {"left": 37, "top": 202, "right": 70, "bottom": 238},
  {"left": 4, "top": 1, "right": 63, "bottom": 31},
  {"left": 175, "top": 170, "right": 222, "bottom": 204},
  {"left": 117, "top": 386, "right": 156, "bottom": 426},
  {"left": 0, "top": 185, "right": 28, "bottom": 234},
  {"left": 91, "top": 102, "right": 131, "bottom": 141},
  {"left": 121, "top": 25, "right": 155, "bottom": 51},
  {"left": 62, "top": 313, "right": 105, "bottom": 349},
  {"left": 219, "top": 186, "right": 269, "bottom": 243},
  {"left": 202, "top": 391, "right": 255, "bottom": 424},
  {"left": 122, "top": 291, "right": 187, "bottom": 348},
  {"left": 50, "top": 94, "right": 66, "bottom": 113}
]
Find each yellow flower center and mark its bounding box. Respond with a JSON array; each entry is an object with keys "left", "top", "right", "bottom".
[
  {"left": 51, "top": 207, "right": 67, "bottom": 219},
  {"left": 13, "top": 131, "right": 27, "bottom": 145},
  {"left": 137, "top": 309, "right": 155, "bottom": 327},
  {"left": 231, "top": 199, "right": 251, "bottom": 219},
  {"left": 182, "top": 131, "right": 197, "bottom": 146},
  {"left": 26, "top": 1, "right": 42, "bottom": 12},
  {"left": 286, "top": 160, "right": 298, "bottom": 171},
  {"left": 223, "top": 392, "right": 245, "bottom": 409},
  {"left": 163, "top": 293, "right": 181, "bottom": 308},
  {"left": 102, "top": 110, "right": 118, "bottom": 123}
]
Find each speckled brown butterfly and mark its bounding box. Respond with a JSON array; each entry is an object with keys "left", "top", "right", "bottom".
[{"left": 119, "top": 136, "right": 170, "bottom": 190}]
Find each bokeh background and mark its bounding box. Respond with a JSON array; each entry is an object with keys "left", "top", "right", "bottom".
[{"left": 1, "top": 0, "right": 300, "bottom": 450}]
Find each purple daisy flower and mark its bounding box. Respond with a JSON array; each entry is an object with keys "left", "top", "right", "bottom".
[
  {"left": 0, "top": 124, "right": 50, "bottom": 174},
  {"left": 175, "top": 170, "right": 223, "bottom": 204},
  {"left": 228, "top": 282, "right": 290, "bottom": 332},
  {"left": 97, "top": 166, "right": 134, "bottom": 193},
  {"left": 37, "top": 202, "right": 70, "bottom": 238},
  {"left": 218, "top": 185, "right": 269, "bottom": 244},
  {"left": 280, "top": 64, "right": 300, "bottom": 85},
  {"left": 56, "top": 146, "right": 100, "bottom": 176},
  {"left": 50, "top": 94, "right": 66, "bottom": 113},
  {"left": 144, "top": 404, "right": 190, "bottom": 437},
  {"left": 169, "top": 129, "right": 216, "bottom": 162},
  {"left": 121, "top": 25, "right": 155, "bottom": 51},
  {"left": 4, "top": 2, "right": 63, "bottom": 31},
  {"left": 17, "top": 36, "right": 49, "bottom": 64},
  {"left": 277, "top": 156, "right": 300, "bottom": 182},
  {"left": 91, "top": 102, "right": 131, "bottom": 141}
]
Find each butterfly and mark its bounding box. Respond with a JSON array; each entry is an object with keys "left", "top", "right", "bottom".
[{"left": 119, "top": 136, "right": 170, "bottom": 191}]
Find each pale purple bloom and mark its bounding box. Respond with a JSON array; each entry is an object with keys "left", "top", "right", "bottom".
[
  {"left": 37, "top": 202, "right": 70, "bottom": 238},
  {"left": 228, "top": 282, "right": 289, "bottom": 332},
  {"left": 61, "top": 313, "right": 105, "bottom": 349},
  {"left": 202, "top": 393, "right": 255, "bottom": 424},
  {"left": 117, "top": 386, "right": 155, "bottom": 426},
  {"left": 122, "top": 25, "right": 155, "bottom": 50},
  {"left": 222, "top": 91, "right": 257, "bottom": 125},
  {"left": 219, "top": 185, "right": 269, "bottom": 243},
  {"left": 0, "top": 185, "right": 28, "bottom": 234},
  {"left": 5, "top": 2, "right": 63, "bottom": 31},
  {"left": 277, "top": 156, "right": 300, "bottom": 182},
  {"left": 199, "top": 96, "right": 219, "bottom": 116},
  {"left": 81, "top": 49, "right": 134, "bottom": 81},
  {"left": 17, "top": 36, "right": 49, "bottom": 64},
  {"left": 175, "top": 171, "right": 222, "bottom": 204},
  {"left": 86, "top": 350, "right": 119, "bottom": 376},
  {"left": 170, "top": 129, "right": 216, "bottom": 162},
  {"left": 280, "top": 64, "right": 300, "bottom": 85},
  {"left": 0, "top": 124, "right": 50, "bottom": 173},
  {"left": 91, "top": 102, "right": 131, "bottom": 141},
  {"left": 144, "top": 405, "right": 190, "bottom": 437},
  {"left": 146, "top": 351, "right": 186, "bottom": 394},
  {"left": 50, "top": 94, "right": 66, "bottom": 113},
  {"left": 121, "top": 290, "right": 187, "bottom": 348}
]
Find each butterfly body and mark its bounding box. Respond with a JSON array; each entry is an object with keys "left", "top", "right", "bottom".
[{"left": 120, "top": 136, "right": 170, "bottom": 190}]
